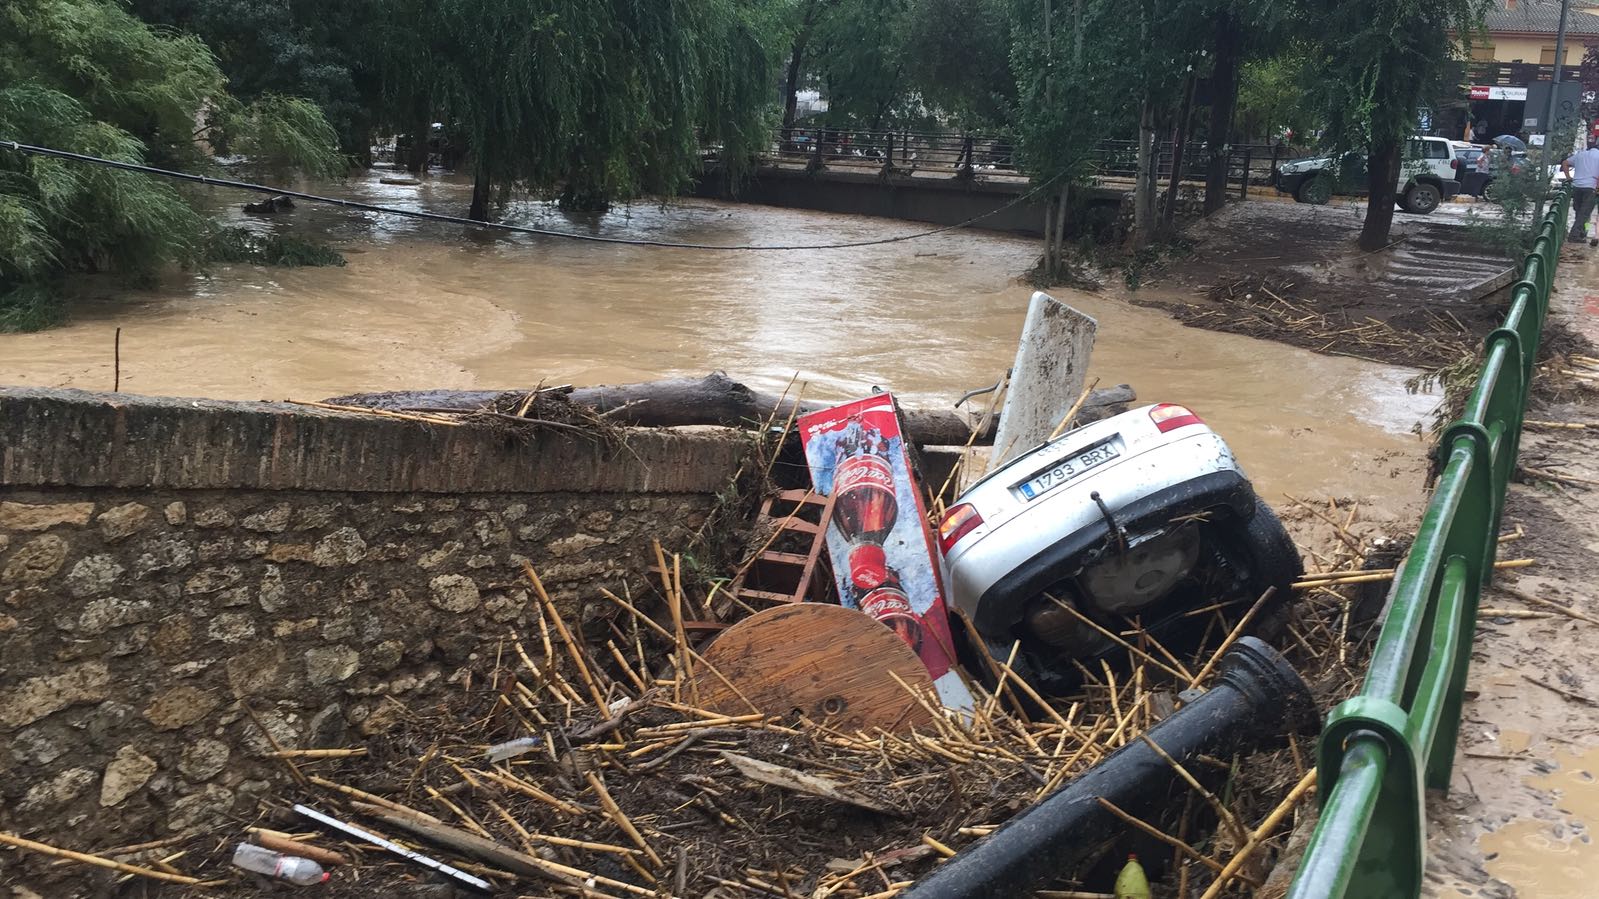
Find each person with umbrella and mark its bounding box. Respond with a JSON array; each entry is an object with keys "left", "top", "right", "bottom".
[{"left": 1562, "top": 137, "right": 1599, "bottom": 243}]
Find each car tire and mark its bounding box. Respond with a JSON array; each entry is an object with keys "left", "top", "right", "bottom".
[
  {"left": 1235, "top": 498, "right": 1303, "bottom": 644},
  {"left": 1402, "top": 182, "right": 1441, "bottom": 215},
  {"left": 1294, "top": 175, "right": 1331, "bottom": 205},
  {"left": 1481, "top": 177, "right": 1498, "bottom": 202}
]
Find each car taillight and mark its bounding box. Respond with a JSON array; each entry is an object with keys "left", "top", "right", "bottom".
[
  {"left": 937, "top": 503, "right": 984, "bottom": 555},
  {"left": 1150, "top": 403, "right": 1203, "bottom": 433}
]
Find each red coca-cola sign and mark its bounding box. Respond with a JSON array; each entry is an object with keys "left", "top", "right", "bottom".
[
  {"left": 859, "top": 581, "right": 924, "bottom": 655},
  {"left": 833, "top": 453, "right": 897, "bottom": 540},
  {"left": 846, "top": 543, "right": 886, "bottom": 590},
  {"left": 800, "top": 395, "right": 974, "bottom": 714}
]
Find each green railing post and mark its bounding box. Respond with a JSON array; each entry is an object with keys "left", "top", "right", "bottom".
[{"left": 1285, "top": 191, "right": 1570, "bottom": 899}]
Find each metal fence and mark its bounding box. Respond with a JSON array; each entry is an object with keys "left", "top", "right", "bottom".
[
  {"left": 768, "top": 128, "right": 1019, "bottom": 173},
  {"left": 1086, "top": 139, "right": 1285, "bottom": 188},
  {"left": 759, "top": 127, "right": 1285, "bottom": 195},
  {"left": 1285, "top": 191, "right": 1571, "bottom": 899}
]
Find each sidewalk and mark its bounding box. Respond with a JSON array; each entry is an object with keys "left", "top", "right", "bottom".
[{"left": 1424, "top": 245, "right": 1599, "bottom": 898}]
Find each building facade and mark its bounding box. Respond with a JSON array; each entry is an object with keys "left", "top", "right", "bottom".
[{"left": 1456, "top": 0, "right": 1599, "bottom": 139}]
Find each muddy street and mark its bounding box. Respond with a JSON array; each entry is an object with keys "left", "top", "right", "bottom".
[
  {"left": 1423, "top": 248, "right": 1599, "bottom": 899},
  {"left": 0, "top": 170, "right": 1436, "bottom": 508}
]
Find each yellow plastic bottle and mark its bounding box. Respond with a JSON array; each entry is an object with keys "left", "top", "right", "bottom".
[{"left": 1114, "top": 853, "right": 1151, "bottom": 899}]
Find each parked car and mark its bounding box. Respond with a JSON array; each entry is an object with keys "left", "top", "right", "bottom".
[
  {"left": 938, "top": 403, "right": 1301, "bottom": 693},
  {"left": 1272, "top": 135, "right": 1462, "bottom": 213},
  {"left": 1452, "top": 145, "right": 1536, "bottom": 199}
]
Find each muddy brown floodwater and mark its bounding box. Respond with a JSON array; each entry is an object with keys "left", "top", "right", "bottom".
[{"left": 0, "top": 169, "right": 1435, "bottom": 510}]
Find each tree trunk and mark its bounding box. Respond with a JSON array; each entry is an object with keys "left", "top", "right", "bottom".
[
  {"left": 324, "top": 373, "right": 1140, "bottom": 448},
  {"left": 1360, "top": 139, "right": 1403, "bottom": 251},
  {"left": 782, "top": 0, "right": 822, "bottom": 150},
  {"left": 1162, "top": 73, "right": 1198, "bottom": 230},
  {"left": 1051, "top": 185, "right": 1070, "bottom": 273},
  {"left": 469, "top": 162, "right": 492, "bottom": 222},
  {"left": 1041, "top": 191, "right": 1056, "bottom": 276},
  {"left": 781, "top": 35, "right": 809, "bottom": 134},
  {"left": 1072, "top": 0, "right": 1084, "bottom": 68},
  {"left": 1203, "top": 11, "right": 1242, "bottom": 216},
  {"left": 1134, "top": 100, "right": 1158, "bottom": 247}
]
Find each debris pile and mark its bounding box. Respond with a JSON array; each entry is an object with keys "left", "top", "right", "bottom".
[
  {"left": 1171, "top": 277, "right": 1476, "bottom": 370},
  {"left": 0, "top": 537, "right": 1398, "bottom": 897}
]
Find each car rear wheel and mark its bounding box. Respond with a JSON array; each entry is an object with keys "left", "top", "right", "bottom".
[
  {"left": 1402, "top": 182, "right": 1441, "bottom": 214},
  {"left": 1295, "top": 175, "right": 1331, "bottom": 205},
  {"left": 1233, "top": 498, "right": 1303, "bottom": 644}
]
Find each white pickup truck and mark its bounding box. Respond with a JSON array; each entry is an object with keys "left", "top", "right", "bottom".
[{"left": 1273, "top": 135, "right": 1465, "bottom": 214}]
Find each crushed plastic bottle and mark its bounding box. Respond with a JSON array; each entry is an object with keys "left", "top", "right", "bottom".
[
  {"left": 1113, "top": 853, "right": 1150, "bottom": 899},
  {"left": 232, "top": 842, "right": 330, "bottom": 885}
]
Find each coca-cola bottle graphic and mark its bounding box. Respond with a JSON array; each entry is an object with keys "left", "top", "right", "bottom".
[
  {"left": 855, "top": 568, "right": 924, "bottom": 656},
  {"left": 831, "top": 421, "right": 899, "bottom": 591}
]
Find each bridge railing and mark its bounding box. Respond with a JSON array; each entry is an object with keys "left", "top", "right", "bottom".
[
  {"left": 766, "top": 127, "right": 1020, "bottom": 173},
  {"left": 748, "top": 128, "right": 1286, "bottom": 195},
  {"left": 1285, "top": 191, "right": 1570, "bottom": 899}
]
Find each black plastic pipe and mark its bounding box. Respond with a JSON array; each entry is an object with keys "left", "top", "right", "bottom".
[{"left": 903, "top": 636, "right": 1317, "bottom": 899}]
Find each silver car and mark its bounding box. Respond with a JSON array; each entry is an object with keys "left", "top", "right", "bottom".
[{"left": 938, "top": 403, "right": 1300, "bottom": 692}]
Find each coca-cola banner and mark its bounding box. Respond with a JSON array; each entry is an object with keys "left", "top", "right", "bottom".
[{"left": 799, "top": 395, "right": 975, "bottom": 713}]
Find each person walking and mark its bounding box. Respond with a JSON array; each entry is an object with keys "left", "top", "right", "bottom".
[
  {"left": 1472, "top": 148, "right": 1492, "bottom": 197},
  {"left": 1562, "top": 138, "right": 1599, "bottom": 241}
]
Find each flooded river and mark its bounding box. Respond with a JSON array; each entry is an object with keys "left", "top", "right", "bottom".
[{"left": 0, "top": 170, "right": 1435, "bottom": 505}]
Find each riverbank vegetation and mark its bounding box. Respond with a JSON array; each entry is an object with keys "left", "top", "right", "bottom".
[
  {"left": 1, "top": 0, "right": 1501, "bottom": 329},
  {"left": 0, "top": 0, "right": 341, "bottom": 331}
]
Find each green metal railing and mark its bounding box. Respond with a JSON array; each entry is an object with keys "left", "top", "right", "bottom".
[{"left": 1286, "top": 192, "right": 1571, "bottom": 899}]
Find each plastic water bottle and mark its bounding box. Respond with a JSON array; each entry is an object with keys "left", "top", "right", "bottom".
[
  {"left": 231, "top": 843, "right": 330, "bottom": 885},
  {"left": 1113, "top": 853, "right": 1150, "bottom": 899}
]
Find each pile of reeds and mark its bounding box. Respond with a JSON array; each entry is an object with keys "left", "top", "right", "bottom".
[{"left": 1175, "top": 277, "right": 1476, "bottom": 370}]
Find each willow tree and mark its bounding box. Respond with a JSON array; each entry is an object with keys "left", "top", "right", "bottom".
[
  {"left": 379, "top": 0, "right": 780, "bottom": 221},
  {"left": 1011, "top": 0, "right": 1212, "bottom": 258},
  {"left": 0, "top": 0, "right": 342, "bottom": 331},
  {"left": 1304, "top": 0, "right": 1487, "bottom": 250}
]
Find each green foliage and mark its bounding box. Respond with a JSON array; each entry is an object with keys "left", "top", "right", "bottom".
[
  {"left": 1302, "top": 0, "right": 1487, "bottom": 155},
  {"left": 1236, "top": 48, "right": 1320, "bottom": 143},
  {"left": 220, "top": 96, "right": 348, "bottom": 179},
  {"left": 204, "top": 226, "right": 346, "bottom": 267},
  {"left": 0, "top": 0, "right": 342, "bottom": 328},
  {"left": 1466, "top": 127, "right": 1579, "bottom": 257},
  {"left": 0, "top": 283, "right": 68, "bottom": 333},
  {"left": 129, "top": 0, "right": 382, "bottom": 157},
  {"left": 806, "top": 0, "right": 925, "bottom": 130},
  {"left": 370, "top": 0, "right": 782, "bottom": 216},
  {"left": 895, "top": 0, "right": 1015, "bottom": 129}
]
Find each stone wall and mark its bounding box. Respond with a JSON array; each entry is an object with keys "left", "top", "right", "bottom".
[{"left": 0, "top": 388, "right": 749, "bottom": 874}]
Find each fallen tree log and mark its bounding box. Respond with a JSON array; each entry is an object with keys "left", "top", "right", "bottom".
[{"left": 326, "top": 373, "right": 1136, "bottom": 446}]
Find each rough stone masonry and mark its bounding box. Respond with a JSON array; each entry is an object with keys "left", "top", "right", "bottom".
[{"left": 0, "top": 388, "right": 748, "bottom": 863}]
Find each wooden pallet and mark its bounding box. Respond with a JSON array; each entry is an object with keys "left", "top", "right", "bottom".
[{"left": 728, "top": 489, "right": 836, "bottom": 607}]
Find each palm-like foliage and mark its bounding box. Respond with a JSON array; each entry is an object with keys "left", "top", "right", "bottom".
[{"left": 0, "top": 0, "right": 343, "bottom": 331}]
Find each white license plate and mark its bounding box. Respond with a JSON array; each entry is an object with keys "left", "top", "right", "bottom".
[{"left": 1017, "top": 442, "right": 1121, "bottom": 500}]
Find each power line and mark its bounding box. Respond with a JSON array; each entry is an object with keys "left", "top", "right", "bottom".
[{"left": 1, "top": 139, "right": 1059, "bottom": 252}]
